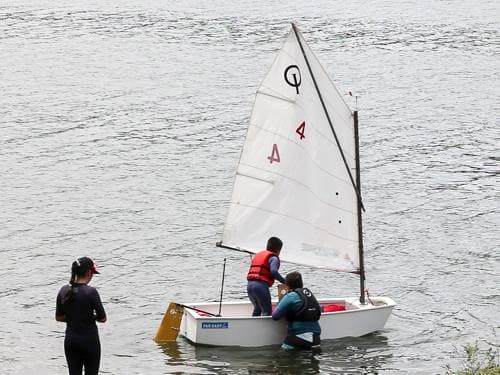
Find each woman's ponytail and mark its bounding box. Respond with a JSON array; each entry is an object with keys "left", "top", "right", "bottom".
[{"left": 62, "top": 261, "right": 79, "bottom": 308}]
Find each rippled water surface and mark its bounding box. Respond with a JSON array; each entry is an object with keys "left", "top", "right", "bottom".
[{"left": 1, "top": 1, "right": 499, "bottom": 374}]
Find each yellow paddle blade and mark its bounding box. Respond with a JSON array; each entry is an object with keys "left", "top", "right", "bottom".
[{"left": 154, "top": 302, "right": 184, "bottom": 342}]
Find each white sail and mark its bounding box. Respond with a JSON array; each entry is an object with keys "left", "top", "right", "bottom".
[{"left": 221, "top": 26, "right": 359, "bottom": 272}]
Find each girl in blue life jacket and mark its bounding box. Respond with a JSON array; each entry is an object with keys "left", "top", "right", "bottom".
[{"left": 272, "top": 271, "right": 321, "bottom": 349}]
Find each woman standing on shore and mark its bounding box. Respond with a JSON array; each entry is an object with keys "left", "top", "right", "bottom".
[{"left": 56, "top": 257, "right": 107, "bottom": 375}]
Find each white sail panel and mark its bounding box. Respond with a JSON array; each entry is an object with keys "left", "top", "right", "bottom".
[
  {"left": 221, "top": 27, "right": 359, "bottom": 271},
  {"left": 296, "top": 30, "right": 356, "bottom": 173}
]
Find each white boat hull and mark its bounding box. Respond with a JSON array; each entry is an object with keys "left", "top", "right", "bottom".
[{"left": 179, "top": 297, "right": 395, "bottom": 347}]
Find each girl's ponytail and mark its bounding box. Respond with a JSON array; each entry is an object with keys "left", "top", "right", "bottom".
[{"left": 62, "top": 260, "right": 79, "bottom": 309}]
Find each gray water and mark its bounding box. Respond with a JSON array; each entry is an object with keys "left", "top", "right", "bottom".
[{"left": 1, "top": 0, "right": 499, "bottom": 374}]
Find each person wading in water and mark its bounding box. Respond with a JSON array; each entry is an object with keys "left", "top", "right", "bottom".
[
  {"left": 272, "top": 271, "right": 321, "bottom": 349},
  {"left": 56, "top": 257, "right": 106, "bottom": 375},
  {"left": 247, "top": 237, "right": 286, "bottom": 316}
]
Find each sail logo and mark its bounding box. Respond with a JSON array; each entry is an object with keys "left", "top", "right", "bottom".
[
  {"left": 201, "top": 322, "right": 229, "bottom": 329},
  {"left": 284, "top": 65, "right": 301, "bottom": 94}
]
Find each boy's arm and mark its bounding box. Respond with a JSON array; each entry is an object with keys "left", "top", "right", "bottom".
[{"left": 269, "top": 256, "right": 285, "bottom": 284}]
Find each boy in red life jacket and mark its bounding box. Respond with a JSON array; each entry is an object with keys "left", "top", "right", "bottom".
[{"left": 247, "top": 237, "right": 286, "bottom": 316}]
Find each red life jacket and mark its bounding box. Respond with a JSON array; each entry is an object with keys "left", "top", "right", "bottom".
[{"left": 247, "top": 250, "right": 278, "bottom": 286}]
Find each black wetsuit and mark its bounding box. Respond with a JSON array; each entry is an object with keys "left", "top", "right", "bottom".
[{"left": 56, "top": 283, "right": 106, "bottom": 375}]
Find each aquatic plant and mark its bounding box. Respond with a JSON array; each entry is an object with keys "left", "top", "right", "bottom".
[{"left": 445, "top": 342, "right": 500, "bottom": 375}]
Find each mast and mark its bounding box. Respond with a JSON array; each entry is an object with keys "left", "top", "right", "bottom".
[
  {"left": 291, "top": 23, "right": 365, "bottom": 211},
  {"left": 353, "top": 111, "right": 366, "bottom": 304}
]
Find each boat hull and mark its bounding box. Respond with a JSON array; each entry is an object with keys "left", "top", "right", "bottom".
[{"left": 179, "top": 297, "right": 395, "bottom": 347}]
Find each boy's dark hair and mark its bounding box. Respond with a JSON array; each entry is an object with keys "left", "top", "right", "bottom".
[
  {"left": 266, "top": 237, "right": 283, "bottom": 252},
  {"left": 285, "top": 271, "right": 303, "bottom": 289}
]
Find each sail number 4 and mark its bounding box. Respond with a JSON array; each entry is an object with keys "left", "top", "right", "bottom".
[
  {"left": 267, "top": 121, "right": 305, "bottom": 164},
  {"left": 296, "top": 121, "right": 306, "bottom": 140},
  {"left": 267, "top": 144, "right": 281, "bottom": 164}
]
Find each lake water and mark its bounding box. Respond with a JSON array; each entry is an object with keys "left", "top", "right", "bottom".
[{"left": 1, "top": 0, "right": 498, "bottom": 374}]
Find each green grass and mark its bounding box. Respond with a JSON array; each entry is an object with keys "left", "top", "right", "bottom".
[{"left": 445, "top": 343, "right": 500, "bottom": 375}]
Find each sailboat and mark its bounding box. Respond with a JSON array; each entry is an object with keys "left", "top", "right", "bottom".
[{"left": 155, "top": 23, "right": 395, "bottom": 347}]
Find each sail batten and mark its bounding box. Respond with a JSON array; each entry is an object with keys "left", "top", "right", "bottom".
[
  {"left": 244, "top": 123, "right": 356, "bottom": 185},
  {"left": 221, "top": 26, "right": 360, "bottom": 272},
  {"left": 256, "top": 89, "right": 296, "bottom": 103},
  {"left": 225, "top": 202, "right": 357, "bottom": 243},
  {"left": 248, "top": 113, "right": 357, "bottom": 163},
  {"left": 238, "top": 161, "right": 356, "bottom": 213}
]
